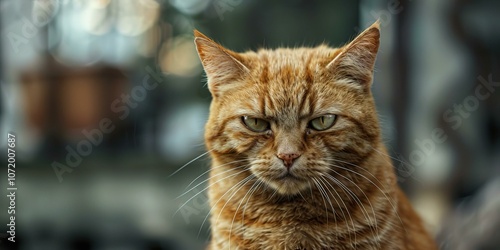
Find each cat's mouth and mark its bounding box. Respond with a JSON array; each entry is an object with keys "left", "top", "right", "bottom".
[
  {"left": 275, "top": 172, "right": 302, "bottom": 181},
  {"left": 260, "top": 171, "right": 310, "bottom": 195},
  {"left": 250, "top": 163, "right": 311, "bottom": 194}
]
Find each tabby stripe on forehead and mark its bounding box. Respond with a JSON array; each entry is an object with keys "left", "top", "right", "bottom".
[
  {"left": 298, "top": 56, "right": 314, "bottom": 114},
  {"left": 265, "top": 93, "right": 275, "bottom": 116},
  {"left": 260, "top": 90, "right": 266, "bottom": 117},
  {"left": 307, "top": 87, "right": 317, "bottom": 115},
  {"left": 297, "top": 83, "right": 310, "bottom": 116}
]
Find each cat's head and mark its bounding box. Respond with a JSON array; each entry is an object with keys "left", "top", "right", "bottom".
[{"left": 195, "top": 22, "right": 381, "bottom": 195}]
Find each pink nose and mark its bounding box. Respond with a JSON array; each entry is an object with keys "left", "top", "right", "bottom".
[{"left": 277, "top": 153, "right": 301, "bottom": 169}]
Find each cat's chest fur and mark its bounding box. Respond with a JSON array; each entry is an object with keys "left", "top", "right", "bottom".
[
  {"left": 211, "top": 218, "right": 383, "bottom": 250},
  {"left": 211, "top": 213, "right": 335, "bottom": 250}
]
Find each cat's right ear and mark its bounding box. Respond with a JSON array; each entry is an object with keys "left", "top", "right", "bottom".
[
  {"left": 326, "top": 21, "right": 380, "bottom": 91},
  {"left": 194, "top": 30, "right": 249, "bottom": 97}
]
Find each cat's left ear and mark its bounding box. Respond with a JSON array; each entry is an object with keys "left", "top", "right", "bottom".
[
  {"left": 194, "top": 30, "right": 250, "bottom": 97},
  {"left": 327, "top": 21, "right": 380, "bottom": 90}
]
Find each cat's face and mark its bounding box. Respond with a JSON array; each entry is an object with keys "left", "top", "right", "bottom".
[{"left": 195, "top": 22, "right": 381, "bottom": 195}]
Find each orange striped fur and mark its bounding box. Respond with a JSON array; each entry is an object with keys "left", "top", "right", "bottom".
[{"left": 194, "top": 22, "right": 436, "bottom": 250}]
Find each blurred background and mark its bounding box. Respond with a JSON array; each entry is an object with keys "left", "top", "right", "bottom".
[{"left": 0, "top": 0, "right": 499, "bottom": 249}]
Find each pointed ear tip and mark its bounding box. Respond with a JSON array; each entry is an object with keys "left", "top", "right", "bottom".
[
  {"left": 193, "top": 29, "right": 203, "bottom": 37},
  {"left": 194, "top": 29, "right": 211, "bottom": 41},
  {"left": 365, "top": 23, "right": 381, "bottom": 39},
  {"left": 368, "top": 21, "right": 381, "bottom": 33}
]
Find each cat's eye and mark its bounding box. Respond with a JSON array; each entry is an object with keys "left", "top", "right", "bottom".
[
  {"left": 309, "top": 115, "right": 337, "bottom": 131},
  {"left": 242, "top": 116, "right": 270, "bottom": 132}
]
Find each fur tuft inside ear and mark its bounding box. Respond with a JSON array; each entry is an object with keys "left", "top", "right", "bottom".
[
  {"left": 194, "top": 30, "right": 249, "bottom": 97},
  {"left": 327, "top": 21, "right": 380, "bottom": 90}
]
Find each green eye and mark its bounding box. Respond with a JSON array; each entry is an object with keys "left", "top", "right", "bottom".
[
  {"left": 242, "top": 116, "right": 270, "bottom": 132},
  {"left": 309, "top": 115, "right": 337, "bottom": 131}
]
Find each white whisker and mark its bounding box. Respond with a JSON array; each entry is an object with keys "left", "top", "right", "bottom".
[
  {"left": 169, "top": 150, "right": 213, "bottom": 178},
  {"left": 327, "top": 158, "right": 407, "bottom": 234},
  {"left": 198, "top": 174, "right": 254, "bottom": 239},
  {"left": 174, "top": 167, "right": 249, "bottom": 216},
  {"left": 177, "top": 164, "right": 250, "bottom": 199},
  {"left": 184, "top": 159, "right": 249, "bottom": 190},
  {"left": 317, "top": 174, "right": 356, "bottom": 245}
]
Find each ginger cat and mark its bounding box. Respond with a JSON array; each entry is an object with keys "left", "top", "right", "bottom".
[{"left": 194, "top": 22, "right": 437, "bottom": 250}]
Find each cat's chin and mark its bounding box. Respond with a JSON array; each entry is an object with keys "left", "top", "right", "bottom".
[{"left": 264, "top": 175, "right": 311, "bottom": 195}]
